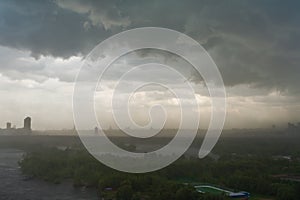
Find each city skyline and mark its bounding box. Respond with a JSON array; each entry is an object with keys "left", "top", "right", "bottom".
[
  {"left": 0, "top": 116, "right": 31, "bottom": 135},
  {"left": 1, "top": 115, "right": 299, "bottom": 131},
  {"left": 1, "top": 116, "right": 31, "bottom": 130}
]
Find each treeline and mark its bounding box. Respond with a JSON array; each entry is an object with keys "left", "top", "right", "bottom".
[
  {"left": 161, "top": 155, "right": 300, "bottom": 200},
  {"left": 19, "top": 147, "right": 300, "bottom": 200}
]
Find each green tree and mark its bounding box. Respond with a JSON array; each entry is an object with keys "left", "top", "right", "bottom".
[{"left": 116, "top": 184, "right": 133, "bottom": 200}]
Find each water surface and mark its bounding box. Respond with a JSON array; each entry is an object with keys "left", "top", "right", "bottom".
[{"left": 0, "top": 148, "right": 98, "bottom": 200}]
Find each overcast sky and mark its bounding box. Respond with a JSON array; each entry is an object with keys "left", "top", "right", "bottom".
[{"left": 0, "top": 0, "right": 299, "bottom": 130}]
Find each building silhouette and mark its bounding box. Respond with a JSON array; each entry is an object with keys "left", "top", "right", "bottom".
[
  {"left": 94, "top": 126, "right": 99, "bottom": 135},
  {"left": 24, "top": 117, "right": 31, "bottom": 131},
  {"left": 0, "top": 117, "right": 32, "bottom": 135},
  {"left": 6, "top": 122, "right": 11, "bottom": 129}
]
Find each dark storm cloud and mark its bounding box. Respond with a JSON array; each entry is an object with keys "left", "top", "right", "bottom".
[
  {"left": 0, "top": 0, "right": 300, "bottom": 93},
  {"left": 0, "top": 0, "right": 111, "bottom": 58}
]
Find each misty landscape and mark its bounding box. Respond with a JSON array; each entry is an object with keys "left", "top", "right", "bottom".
[
  {"left": 1, "top": 119, "right": 300, "bottom": 199},
  {"left": 0, "top": 0, "right": 300, "bottom": 200}
]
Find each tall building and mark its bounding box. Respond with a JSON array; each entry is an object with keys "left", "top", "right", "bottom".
[
  {"left": 6, "top": 122, "right": 11, "bottom": 129},
  {"left": 24, "top": 117, "right": 31, "bottom": 130}
]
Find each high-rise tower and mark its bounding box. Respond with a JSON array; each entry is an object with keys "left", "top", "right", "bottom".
[
  {"left": 24, "top": 117, "right": 31, "bottom": 130},
  {"left": 6, "top": 122, "right": 11, "bottom": 129}
]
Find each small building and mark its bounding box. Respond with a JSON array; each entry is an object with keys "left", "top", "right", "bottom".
[{"left": 195, "top": 185, "right": 250, "bottom": 200}]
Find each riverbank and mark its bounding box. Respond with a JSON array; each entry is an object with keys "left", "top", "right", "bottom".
[{"left": 0, "top": 148, "right": 98, "bottom": 200}]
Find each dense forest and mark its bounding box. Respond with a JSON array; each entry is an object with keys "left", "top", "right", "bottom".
[{"left": 19, "top": 144, "right": 300, "bottom": 200}]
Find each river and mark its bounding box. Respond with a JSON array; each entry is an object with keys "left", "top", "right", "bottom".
[{"left": 0, "top": 148, "right": 98, "bottom": 200}]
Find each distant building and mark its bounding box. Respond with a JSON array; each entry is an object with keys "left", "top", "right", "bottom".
[
  {"left": 94, "top": 126, "right": 99, "bottom": 135},
  {"left": 287, "top": 122, "right": 300, "bottom": 135},
  {"left": 24, "top": 117, "right": 31, "bottom": 131},
  {"left": 0, "top": 117, "right": 32, "bottom": 135},
  {"left": 6, "top": 122, "right": 11, "bottom": 129}
]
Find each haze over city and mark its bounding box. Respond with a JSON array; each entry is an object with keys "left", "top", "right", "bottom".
[{"left": 0, "top": 0, "right": 299, "bottom": 130}]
